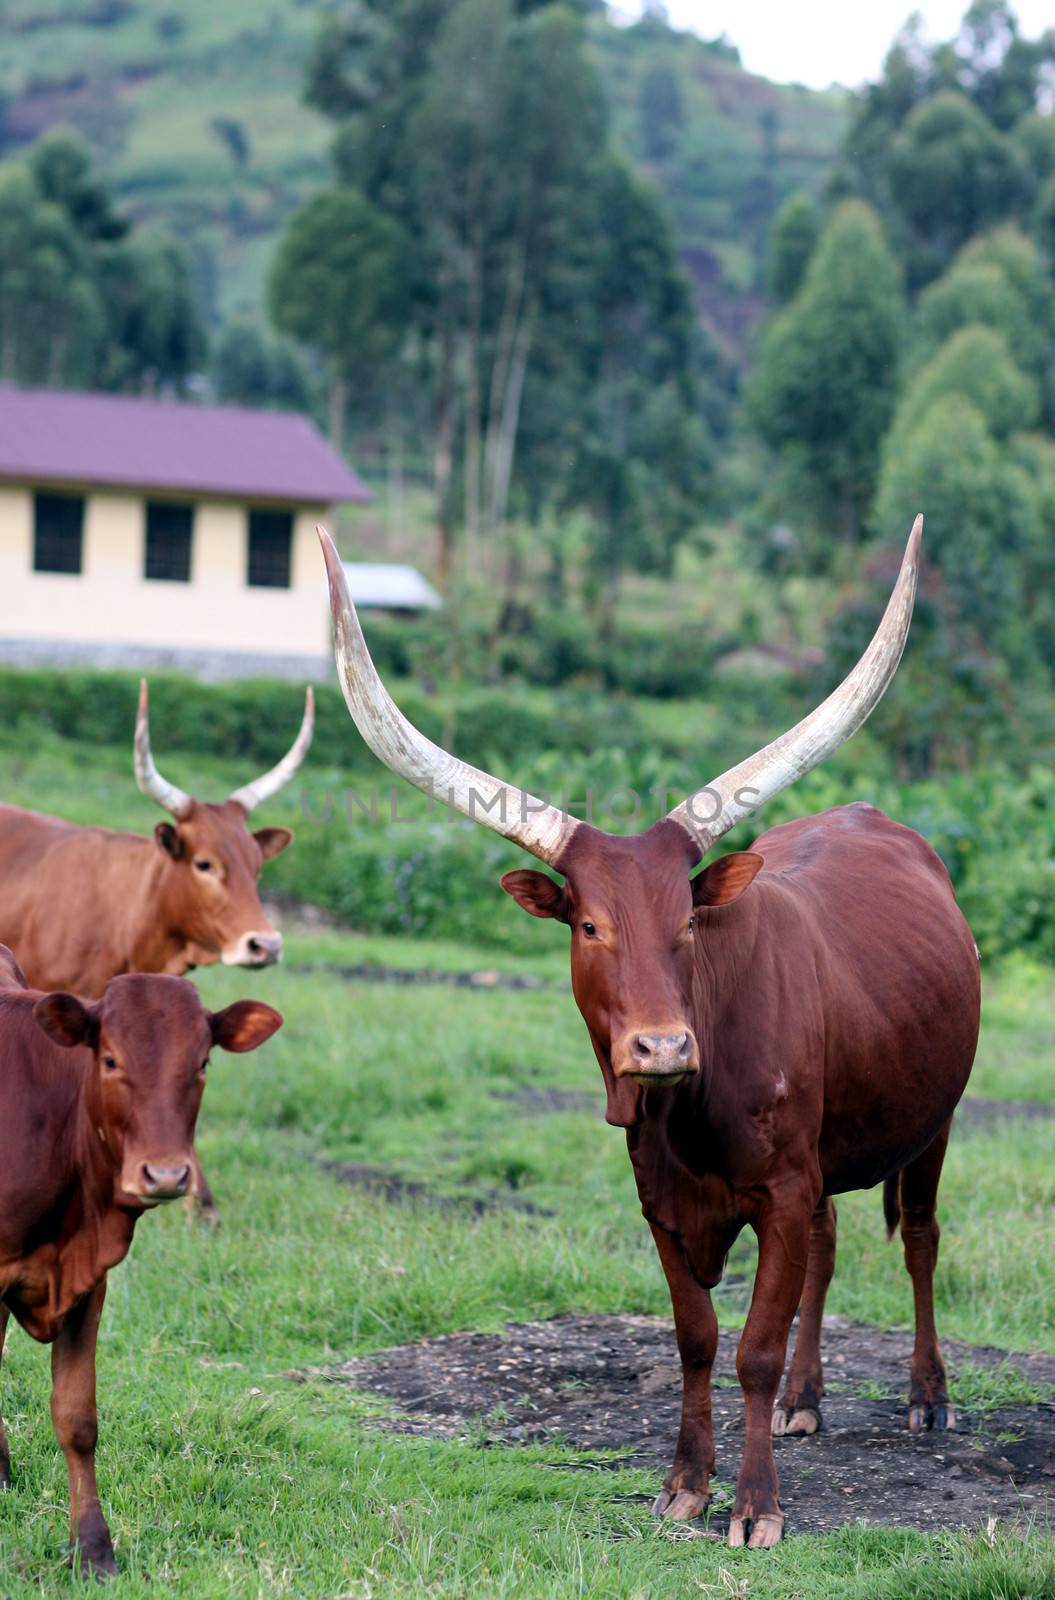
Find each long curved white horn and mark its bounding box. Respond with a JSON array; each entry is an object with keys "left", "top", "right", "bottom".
[
  {"left": 668, "top": 515, "right": 923, "bottom": 856},
  {"left": 319, "top": 528, "right": 576, "bottom": 866},
  {"left": 134, "top": 679, "right": 193, "bottom": 820},
  {"left": 228, "top": 687, "right": 315, "bottom": 813}
]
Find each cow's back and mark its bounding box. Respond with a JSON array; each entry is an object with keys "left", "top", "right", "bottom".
[
  {"left": 749, "top": 803, "right": 979, "bottom": 1192},
  {"left": 0, "top": 805, "right": 151, "bottom": 993}
]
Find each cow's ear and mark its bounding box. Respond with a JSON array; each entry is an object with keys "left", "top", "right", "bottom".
[
  {"left": 500, "top": 870, "right": 571, "bottom": 922},
  {"left": 33, "top": 993, "right": 98, "bottom": 1049},
  {"left": 155, "top": 822, "right": 184, "bottom": 860},
  {"left": 210, "top": 1001, "right": 284, "bottom": 1054},
  {"left": 254, "top": 827, "right": 293, "bottom": 862},
  {"left": 692, "top": 851, "right": 764, "bottom": 908}
]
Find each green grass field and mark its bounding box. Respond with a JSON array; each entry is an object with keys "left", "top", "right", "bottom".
[{"left": 1, "top": 742, "right": 1054, "bottom": 1595}]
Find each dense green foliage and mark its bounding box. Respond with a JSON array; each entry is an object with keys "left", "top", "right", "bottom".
[
  {"left": 0, "top": 129, "right": 205, "bottom": 392},
  {"left": 747, "top": 201, "right": 906, "bottom": 544},
  {"left": 746, "top": 4, "right": 1055, "bottom": 769},
  {"left": 834, "top": 0, "right": 1055, "bottom": 285}
]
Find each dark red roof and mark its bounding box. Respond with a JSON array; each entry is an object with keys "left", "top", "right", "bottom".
[{"left": 0, "top": 387, "right": 372, "bottom": 505}]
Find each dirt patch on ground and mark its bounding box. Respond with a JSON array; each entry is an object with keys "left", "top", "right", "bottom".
[
  {"left": 954, "top": 1097, "right": 1055, "bottom": 1131},
  {"left": 321, "top": 1160, "right": 555, "bottom": 1217},
  {"left": 332, "top": 1314, "right": 1055, "bottom": 1536},
  {"left": 291, "top": 962, "right": 552, "bottom": 992}
]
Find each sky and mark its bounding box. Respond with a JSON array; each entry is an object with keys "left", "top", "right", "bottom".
[{"left": 615, "top": 2, "right": 1053, "bottom": 91}]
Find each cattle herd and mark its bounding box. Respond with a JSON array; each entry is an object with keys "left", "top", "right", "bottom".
[{"left": 0, "top": 515, "right": 988, "bottom": 1574}]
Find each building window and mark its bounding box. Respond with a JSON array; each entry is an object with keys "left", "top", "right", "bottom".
[
  {"left": 145, "top": 501, "right": 194, "bottom": 582},
  {"left": 33, "top": 493, "right": 84, "bottom": 574},
  {"left": 247, "top": 509, "right": 293, "bottom": 589}
]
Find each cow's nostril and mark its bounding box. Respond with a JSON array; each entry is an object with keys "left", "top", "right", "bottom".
[
  {"left": 631, "top": 1035, "right": 654, "bottom": 1062},
  {"left": 141, "top": 1163, "right": 191, "bottom": 1196}
]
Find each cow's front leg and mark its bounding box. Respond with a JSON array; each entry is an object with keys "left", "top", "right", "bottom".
[
  {"left": 0, "top": 1305, "right": 10, "bottom": 1488},
  {"left": 649, "top": 1223, "right": 718, "bottom": 1521},
  {"left": 51, "top": 1283, "right": 117, "bottom": 1579},
  {"left": 730, "top": 1190, "right": 814, "bottom": 1550},
  {"left": 772, "top": 1195, "right": 837, "bottom": 1437}
]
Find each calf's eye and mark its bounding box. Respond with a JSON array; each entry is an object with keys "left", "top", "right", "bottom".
[
  {"left": 194, "top": 859, "right": 212, "bottom": 874},
  {"left": 102, "top": 1054, "right": 118, "bottom": 1071}
]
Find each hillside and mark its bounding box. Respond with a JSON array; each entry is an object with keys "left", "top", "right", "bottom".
[{"left": 0, "top": 1, "right": 846, "bottom": 355}]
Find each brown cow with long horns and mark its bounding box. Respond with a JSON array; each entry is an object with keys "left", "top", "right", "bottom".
[
  {"left": 319, "top": 517, "right": 980, "bottom": 1549},
  {"left": 0, "top": 680, "right": 311, "bottom": 1219}
]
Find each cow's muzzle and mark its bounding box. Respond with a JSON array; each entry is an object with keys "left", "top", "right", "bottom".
[
  {"left": 222, "top": 931, "right": 283, "bottom": 968},
  {"left": 134, "top": 1161, "right": 192, "bottom": 1203},
  {"left": 613, "top": 1028, "right": 700, "bottom": 1086}
]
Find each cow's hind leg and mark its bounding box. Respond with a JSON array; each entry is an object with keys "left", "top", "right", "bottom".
[
  {"left": 649, "top": 1223, "right": 718, "bottom": 1522},
  {"left": 772, "top": 1196, "right": 836, "bottom": 1438},
  {"left": 896, "top": 1123, "right": 955, "bottom": 1433},
  {"left": 0, "top": 1305, "right": 10, "bottom": 1488},
  {"left": 51, "top": 1282, "right": 117, "bottom": 1578}
]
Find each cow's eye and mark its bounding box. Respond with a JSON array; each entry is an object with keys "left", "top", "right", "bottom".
[
  {"left": 194, "top": 859, "right": 212, "bottom": 874},
  {"left": 687, "top": 915, "right": 696, "bottom": 933},
  {"left": 582, "top": 921, "right": 598, "bottom": 938},
  {"left": 102, "top": 1054, "right": 118, "bottom": 1071},
  {"left": 199, "top": 1059, "right": 208, "bottom": 1075}
]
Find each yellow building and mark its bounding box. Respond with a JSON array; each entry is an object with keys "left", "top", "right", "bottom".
[{"left": 0, "top": 387, "right": 371, "bottom": 679}]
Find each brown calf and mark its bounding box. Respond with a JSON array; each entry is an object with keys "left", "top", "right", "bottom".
[
  {"left": 320, "top": 517, "right": 980, "bottom": 1547},
  {"left": 0, "top": 946, "right": 281, "bottom": 1577}
]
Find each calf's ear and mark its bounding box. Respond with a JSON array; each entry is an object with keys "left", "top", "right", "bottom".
[
  {"left": 33, "top": 993, "right": 99, "bottom": 1049},
  {"left": 210, "top": 1001, "right": 284, "bottom": 1054},
  {"left": 692, "top": 850, "right": 765, "bottom": 908},
  {"left": 254, "top": 827, "right": 293, "bottom": 861},
  {"left": 500, "top": 870, "right": 571, "bottom": 922}
]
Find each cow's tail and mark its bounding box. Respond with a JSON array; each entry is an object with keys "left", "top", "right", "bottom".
[{"left": 883, "top": 1172, "right": 901, "bottom": 1240}]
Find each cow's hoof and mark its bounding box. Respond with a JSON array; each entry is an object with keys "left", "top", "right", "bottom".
[
  {"left": 728, "top": 1513, "right": 784, "bottom": 1550},
  {"left": 772, "top": 1405, "right": 821, "bottom": 1437},
  {"left": 909, "top": 1401, "right": 956, "bottom": 1434},
  {"left": 651, "top": 1487, "right": 709, "bottom": 1521},
  {"left": 71, "top": 1546, "right": 118, "bottom": 1582}
]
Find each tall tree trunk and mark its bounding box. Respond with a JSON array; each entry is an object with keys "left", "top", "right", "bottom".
[
  {"left": 490, "top": 303, "right": 533, "bottom": 536},
  {"left": 328, "top": 372, "right": 348, "bottom": 452},
  {"left": 482, "top": 238, "right": 528, "bottom": 542},
  {"left": 463, "top": 161, "right": 485, "bottom": 564},
  {"left": 387, "top": 405, "right": 404, "bottom": 548},
  {"left": 434, "top": 324, "right": 457, "bottom": 587},
  {"left": 48, "top": 329, "right": 67, "bottom": 388}
]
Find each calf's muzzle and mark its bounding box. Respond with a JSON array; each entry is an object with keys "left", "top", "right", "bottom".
[
  {"left": 138, "top": 1162, "right": 192, "bottom": 1202},
  {"left": 615, "top": 1028, "right": 700, "bottom": 1086}
]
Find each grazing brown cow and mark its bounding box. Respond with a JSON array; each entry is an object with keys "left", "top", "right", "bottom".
[
  {"left": 319, "top": 518, "right": 981, "bottom": 1549},
  {"left": 0, "top": 680, "right": 310, "bottom": 1220},
  {"left": 0, "top": 944, "right": 282, "bottom": 1578}
]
